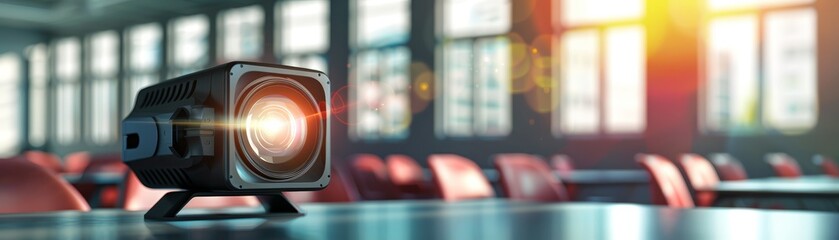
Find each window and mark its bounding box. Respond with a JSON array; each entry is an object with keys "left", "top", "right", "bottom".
[
  {"left": 436, "top": 0, "right": 512, "bottom": 138},
  {"left": 349, "top": 0, "right": 411, "bottom": 141},
  {"left": 219, "top": 5, "right": 264, "bottom": 61},
  {"left": 708, "top": 0, "right": 812, "bottom": 11},
  {"left": 704, "top": 15, "right": 759, "bottom": 132},
  {"left": 0, "top": 53, "right": 21, "bottom": 156},
  {"left": 125, "top": 23, "right": 162, "bottom": 116},
  {"left": 277, "top": 0, "right": 329, "bottom": 72},
  {"left": 54, "top": 38, "right": 81, "bottom": 145},
  {"left": 169, "top": 15, "right": 209, "bottom": 77},
  {"left": 87, "top": 31, "right": 119, "bottom": 144},
  {"left": 551, "top": 0, "right": 646, "bottom": 136},
  {"left": 26, "top": 44, "right": 48, "bottom": 147},
  {"left": 701, "top": 0, "right": 816, "bottom": 134},
  {"left": 763, "top": 9, "right": 817, "bottom": 131}
]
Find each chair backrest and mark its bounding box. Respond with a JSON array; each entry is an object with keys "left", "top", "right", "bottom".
[
  {"left": 679, "top": 154, "right": 720, "bottom": 189},
  {"left": 495, "top": 154, "right": 568, "bottom": 202},
  {"left": 349, "top": 154, "right": 397, "bottom": 200},
  {"left": 679, "top": 154, "right": 719, "bottom": 206},
  {"left": 428, "top": 154, "right": 494, "bottom": 201},
  {"left": 386, "top": 154, "right": 425, "bottom": 187},
  {"left": 709, "top": 153, "right": 749, "bottom": 181},
  {"left": 23, "top": 150, "right": 63, "bottom": 173},
  {"left": 813, "top": 155, "right": 839, "bottom": 177},
  {"left": 71, "top": 153, "right": 129, "bottom": 208},
  {"left": 637, "top": 154, "right": 694, "bottom": 208},
  {"left": 551, "top": 155, "right": 575, "bottom": 173},
  {"left": 385, "top": 154, "right": 435, "bottom": 198},
  {"left": 121, "top": 172, "right": 260, "bottom": 211},
  {"left": 284, "top": 167, "right": 360, "bottom": 203},
  {"left": 63, "top": 151, "right": 91, "bottom": 174},
  {"left": 0, "top": 159, "right": 90, "bottom": 213},
  {"left": 766, "top": 153, "right": 802, "bottom": 178}
]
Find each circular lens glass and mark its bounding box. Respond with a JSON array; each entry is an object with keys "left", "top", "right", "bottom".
[
  {"left": 245, "top": 96, "right": 307, "bottom": 164},
  {"left": 235, "top": 76, "right": 323, "bottom": 181}
]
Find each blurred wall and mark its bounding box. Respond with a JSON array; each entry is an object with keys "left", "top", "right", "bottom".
[{"left": 0, "top": 27, "right": 45, "bottom": 54}]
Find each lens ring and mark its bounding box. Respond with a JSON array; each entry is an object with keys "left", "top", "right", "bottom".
[{"left": 235, "top": 76, "right": 323, "bottom": 181}]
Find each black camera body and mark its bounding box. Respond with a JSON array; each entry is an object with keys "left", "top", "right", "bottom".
[{"left": 122, "top": 62, "right": 330, "bottom": 195}]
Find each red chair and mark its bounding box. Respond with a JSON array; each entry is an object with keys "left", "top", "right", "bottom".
[
  {"left": 0, "top": 158, "right": 90, "bottom": 213},
  {"left": 679, "top": 154, "right": 719, "bottom": 206},
  {"left": 75, "top": 154, "right": 128, "bottom": 208},
  {"left": 284, "top": 167, "right": 360, "bottom": 203},
  {"left": 766, "top": 153, "right": 802, "bottom": 178},
  {"left": 386, "top": 154, "right": 435, "bottom": 199},
  {"left": 428, "top": 154, "right": 494, "bottom": 202},
  {"left": 349, "top": 154, "right": 397, "bottom": 200},
  {"left": 813, "top": 155, "right": 839, "bottom": 177},
  {"left": 121, "top": 171, "right": 260, "bottom": 211},
  {"left": 709, "top": 154, "right": 749, "bottom": 181},
  {"left": 637, "top": 154, "right": 694, "bottom": 208},
  {"left": 494, "top": 154, "right": 569, "bottom": 202},
  {"left": 551, "top": 154, "right": 579, "bottom": 199},
  {"left": 22, "top": 150, "right": 63, "bottom": 173},
  {"left": 551, "top": 155, "right": 575, "bottom": 173},
  {"left": 63, "top": 151, "right": 91, "bottom": 174}
]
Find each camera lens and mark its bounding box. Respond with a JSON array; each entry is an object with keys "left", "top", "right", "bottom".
[
  {"left": 244, "top": 95, "right": 307, "bottom": 164},
  {"left": 236, "top": 76, "right": 323, "bottom": 181}
]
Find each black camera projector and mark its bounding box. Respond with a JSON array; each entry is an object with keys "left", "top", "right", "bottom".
[{"left": 122, "top": 62, "right": 330, "bottom": 220}]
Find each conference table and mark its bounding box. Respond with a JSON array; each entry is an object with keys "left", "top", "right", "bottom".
[
  {"left": 62, "top": 172, "right": 125, "bottom": 185},
  {"left": 698, "top": 176, "right": 839, "bottom": 210},
  {"left": 482, "top": 169, "right": 650, "bottom": 202},
  {"left": 1, "top": 200, "right": 837, "bottom": 239},
  {"left": 481, "top": 169, "right": 649, "bottom": 185}
]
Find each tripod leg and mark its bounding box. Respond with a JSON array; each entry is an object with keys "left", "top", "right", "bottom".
[
  {"left": 143, "top": 191, "right": 303, "bottom": 221},
  {"left": 258, "top": 193, "right": 302, "bottom": 214},
  {"left": 145, "top": 191, "right": 196, "bottom": 220}
]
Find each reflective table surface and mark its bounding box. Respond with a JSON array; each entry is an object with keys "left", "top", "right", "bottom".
[
  {"left": 1, "top": 200, "right": 838, "bottom": 239},
  {"left": 699, "top": 176, "right": 839, "bottom": 211},
  {"left": 706, "top": 176, "right": 839, "bottom": 195}
]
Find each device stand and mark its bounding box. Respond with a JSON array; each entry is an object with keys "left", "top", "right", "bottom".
[{"left": 144, "top": 191, "right": 303, "bottom": 221}]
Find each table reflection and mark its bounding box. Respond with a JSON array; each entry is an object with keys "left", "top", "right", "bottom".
[{"left": 0, "top": 201, "right": 838, "bottom": 239}]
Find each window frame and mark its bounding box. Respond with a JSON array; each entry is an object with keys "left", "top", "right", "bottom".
[
  {"left": 0, "top": 53, "right": 23, "bottom": 157},
  {"left": 551, "top": 0, "right": 648, "bottom": 138},
  {"left": 275, "top": 0, "right": 330, "bottom": 73},
  {"left": 123, "top": 23, "right": 164, "bottom": 117},
  {"left": 52, "top": 37, "right": 83, "bottom": 145},
  {"left": 434, "top": 0, "right": 514, "bottom": 139},
  {"left": 348, "top": 0, "right": 413, "bottom": 142},
  {"left": 217, "top": 5, "right": 265, "bottom": 62},
  {"left": 26, "top": 44, "right": 49, "bottom": 147},
  {"left": 167, "top": 14, "right": 211, "bottom": 78},
  {"left": 85, "top": 30, "right": 121, "bottom": 145},
  {"left": 698, "top": 1, "right": 818, "bottom": 136}
]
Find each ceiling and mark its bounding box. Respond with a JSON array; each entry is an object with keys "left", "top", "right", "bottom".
[{"left": 0, "top": 0, "right": 269, "bottom": 34}]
